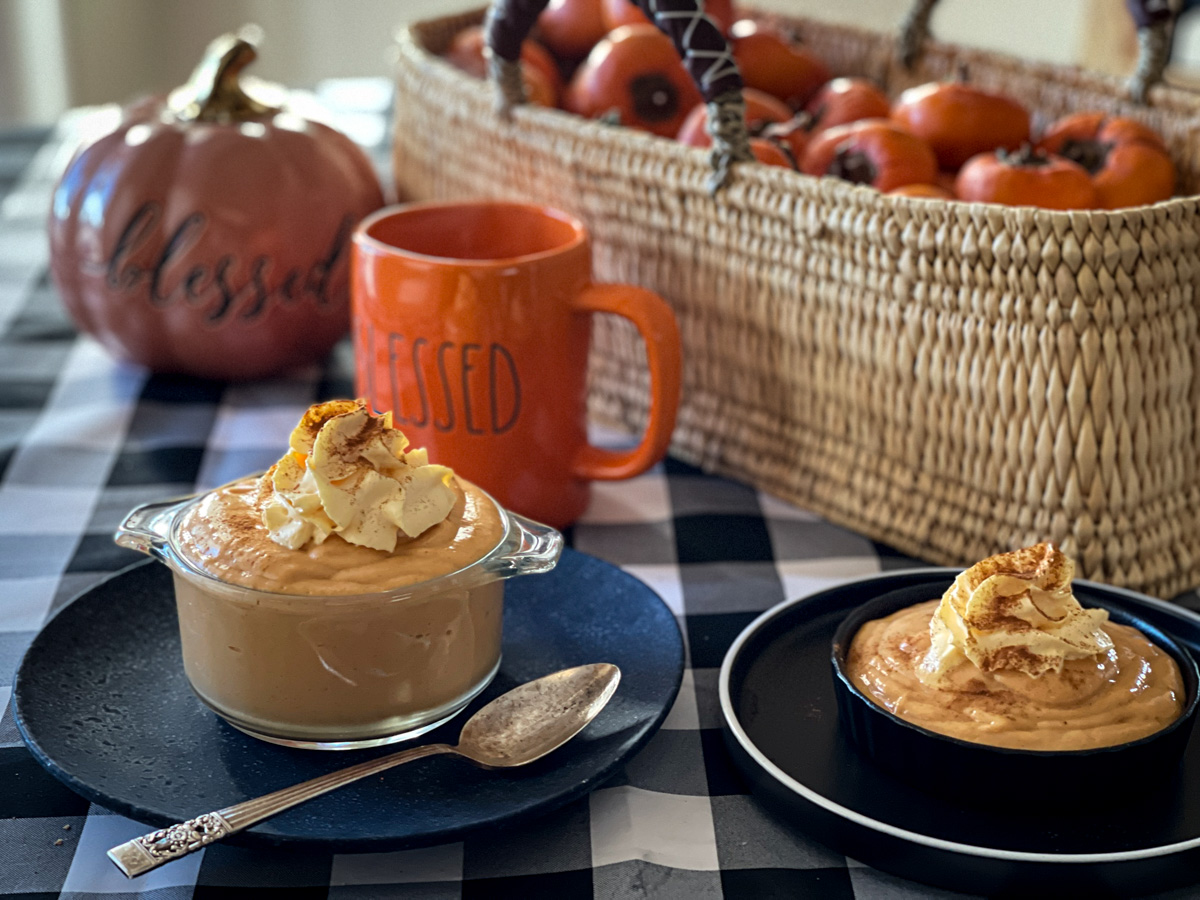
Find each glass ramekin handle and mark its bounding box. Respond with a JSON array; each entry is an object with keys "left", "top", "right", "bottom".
[
  {"left": 114, "top": 497, "right": 189, "bottom": 559},
  {"left": 490, "top": 511, "right": 564, "bottom": 578}
]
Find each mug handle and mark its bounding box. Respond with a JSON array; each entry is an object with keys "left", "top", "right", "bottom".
[{"left": 570, "top": 283, "right": 682, "bottom": 481}]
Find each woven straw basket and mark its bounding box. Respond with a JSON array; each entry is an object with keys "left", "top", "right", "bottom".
[{"left": 393, "top": 6, "right": 1200, "bottom": 598}]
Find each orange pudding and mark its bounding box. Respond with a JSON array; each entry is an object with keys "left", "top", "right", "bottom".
[
  {"left": 114, "top": 399, "right": 562, "bottom": 748},
  {"left": 845, "top": 544, "right": 1185, "bottom": 751}
]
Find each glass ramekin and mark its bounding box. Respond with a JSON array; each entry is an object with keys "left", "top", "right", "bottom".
[{"left": 115, "top": 484, "right": 562, "bottom": 750}]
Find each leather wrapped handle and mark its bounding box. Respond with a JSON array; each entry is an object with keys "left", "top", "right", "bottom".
[
  {"left": 483, "top": 0, "right": 752, "bottom": 188},
  {"left": 897, "top": 0, "right": 1181, "bottom": 104},
  {"left": 896, "top": 0, "right": 938, "bottom": 70},
  {"left": 1125, "top": 0, "right": 1180, "bottom": 102}
]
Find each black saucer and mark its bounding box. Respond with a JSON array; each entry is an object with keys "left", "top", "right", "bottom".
[
  {"left": 720, "top": 569, "right": 1200, "bottom": 897},
  {"left": 13, "top": 549, "right": 684, "bottom": 850}
]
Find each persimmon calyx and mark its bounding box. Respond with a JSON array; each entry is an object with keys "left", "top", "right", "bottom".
[
  {"left": 1057, "top": 138, "right": 1115, "bottom": 174},
  {"left": 829, "top": 146, "right": 876, "bottom": 185},
  {"left": 996, "top": 143, "right": 1052, "bottom": 168},
  {"left": 630, "top": 73, "right": 681, "bottom": 124}
]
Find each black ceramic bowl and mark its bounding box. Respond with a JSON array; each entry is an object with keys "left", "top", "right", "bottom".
[{"left": 831, "top": 580, "right": 1200, "bottom": 802}]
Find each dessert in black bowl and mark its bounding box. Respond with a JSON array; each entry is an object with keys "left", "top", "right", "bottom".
[{"left": 831, "top": 543, "right": 1199, "bottom": 800}]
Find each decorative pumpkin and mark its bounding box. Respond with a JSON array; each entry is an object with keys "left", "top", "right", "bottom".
[{"left": 49, "top": 29, "right": 384, "bottom": 381}]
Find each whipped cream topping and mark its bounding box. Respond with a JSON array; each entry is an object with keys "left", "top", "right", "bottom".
[
  {"left": 918, "top": 543, "right": 1113, "bottom": 682},
  {"left": 261, "top": 399, "right": 456, "bottom": 552}
]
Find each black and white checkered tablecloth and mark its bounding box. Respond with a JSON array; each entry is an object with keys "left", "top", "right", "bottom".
[{"left": 4, "top": 85, "right": 1200, "bottom": 900}]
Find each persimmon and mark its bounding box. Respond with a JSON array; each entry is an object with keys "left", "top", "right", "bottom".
[
  {"left": 521, "top": 63, "right": 560, "bottom": 108},
  {"left": 538, "top": 0, "right": 609, "bottom": 61},
  {"left": 801, "top": 119, "right": 937, "bottom": 192},
  {"left": 444, "top": 26, "right": 562, "bottom": 105},
  {"left": 888, "top": 183, "right": 954, "bottom": 199},
  {"left": 513, "top": 39, "right": 564, "bottom": 98},
  {"left": 892, "top": 80, "right": 1030, "bottom": 171},
  {"left": 602, "top": 0, "right": 735, "bottom": 35},
  {"left": 750, "top": 137, "right": 798, "bottom": 169},
  {"left": 730, "top": 20, "right": 831, "bottom": 109},
  {"left": 565, "top": 24, "right": 702, "bottom": 137},
  {"left": 1037, "top": 112, "right": 1175, "bottom": 208},
  {"left": 805, "top": 77, "right": 890, "bottom": 133},
  {"left": 955, "top": 145, "right": 1096, "bottom": 210}
]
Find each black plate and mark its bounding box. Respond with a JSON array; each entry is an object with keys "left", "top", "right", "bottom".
[
  {"left": 720, "top": 569, "right": 1200, "bottom": 898},
  {"left": 13, "top": 549, "right": 683, "bottom": 850}
]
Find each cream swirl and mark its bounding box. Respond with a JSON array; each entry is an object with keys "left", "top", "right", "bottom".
[
  {"left": 918, "top": 543, "right": 1112, "bottom": 682},
  {"left": 260, "top": 399, "right": 456, "bottom": 552}
]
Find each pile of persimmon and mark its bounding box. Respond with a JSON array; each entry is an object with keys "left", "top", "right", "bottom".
[
  {"left": 440, "top": 0, "right": 889, "bottom": 173},
  {"left": 439, "top": 1, "right": 1178, "bottom": 207},
  {"left": 888, "top": 79, "right": 1177, "bottom": 209}
]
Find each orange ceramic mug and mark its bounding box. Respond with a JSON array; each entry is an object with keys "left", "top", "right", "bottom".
[{"left": 352, "top": 201, "right": 682, "bottom": 528}]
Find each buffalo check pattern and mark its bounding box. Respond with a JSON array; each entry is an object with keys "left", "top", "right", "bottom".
[{"left": 4, "top": 86, "right": 1200, "bottom": 900}]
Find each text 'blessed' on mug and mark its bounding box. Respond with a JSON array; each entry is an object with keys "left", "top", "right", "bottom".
[
  {"left": 352, "top": 201, "right": 681, "bottom": 529},
  {"left": 358, "top": 330, "right": 521, "bottom": 435}
]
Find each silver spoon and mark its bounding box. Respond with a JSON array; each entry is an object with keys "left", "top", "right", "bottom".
[{"left": 107, "top": 662, "right": 620, "bottom": 878}]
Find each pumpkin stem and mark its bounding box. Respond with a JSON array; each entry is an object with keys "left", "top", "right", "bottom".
[{"left": 169, "top": 25, "right": 281, "bottom": 123}]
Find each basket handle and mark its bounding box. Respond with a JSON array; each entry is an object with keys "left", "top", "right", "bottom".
[
  {"left": 484, "top": 0, "right": 753, "bottom": 189},
  {"left": 896, "top": 0, "right": 1181, "bottom": 103},
  {"left": 1126, "top": 0, "right": 1180, "bottom": 103},
  {"left": 896, "top": 0, "right": 937, "bottom": 71}
]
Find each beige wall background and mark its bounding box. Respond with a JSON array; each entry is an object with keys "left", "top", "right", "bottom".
[{"left": 1, "top": 0, "right": 1194, "bottom": 127}]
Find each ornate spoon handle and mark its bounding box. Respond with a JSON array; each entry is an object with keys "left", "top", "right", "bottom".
[{"left": 107, "top": 742, "right": 453, "bottom": 878}]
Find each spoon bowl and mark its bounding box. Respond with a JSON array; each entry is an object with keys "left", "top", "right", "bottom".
[
  {"left": 458, "top": 663, "right": 621, "bottom": 767},
  {"left": 108, "top": 663, "right": 621, "bottom": 878}
]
